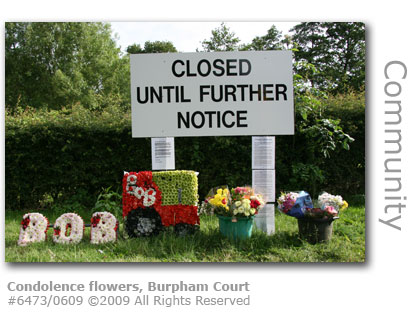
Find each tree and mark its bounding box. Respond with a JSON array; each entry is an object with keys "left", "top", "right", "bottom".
[
  {"left": 242, "top": 25, "right": 283, "bottom": 51},
  {"left": 290, "top": 22, "right": 365, "bottom": 93},
  {"left": 201, "top": 23, "right": 241, "bottom": 52},
  {"left": 289, "top": 61, "right": 355, "bottom": 195},
  {"left": 126, "top": 43, "right": 144, "bottom": 54},
  {"left": 126, "top": 40, "right": 177, "bottom": 54},
  {"left": 5, "top": 22, "right": 127, "bottom": 110},
  {"left": 323, "top": 22, "right": 366, "bottom": 93}
]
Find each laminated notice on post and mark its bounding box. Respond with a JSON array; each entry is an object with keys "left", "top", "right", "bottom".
[
  {"left": 254, "top": 204, "right": 275, "bottom": 235},
  {"left": 252, "top": 136, "right": 275, "bottom": 170},
  {"left": 151, "top": 137, "right": 175, "bottom": 170},
  {"left": 252, "top": 169, "right": 275, "bottom": 202}
]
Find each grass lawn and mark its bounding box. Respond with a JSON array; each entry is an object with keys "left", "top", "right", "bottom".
[{"left": 5, "top": 205, "right": 365, "bottom": 263}]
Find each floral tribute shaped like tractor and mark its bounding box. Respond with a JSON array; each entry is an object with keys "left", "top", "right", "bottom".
[{"left": 122, "top": 170, "right": 200, "bottom": 237}]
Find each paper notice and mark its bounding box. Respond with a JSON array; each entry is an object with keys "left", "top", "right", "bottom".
[
  {"left": 252, "top": 136, "right": 275, "bottom": 170},
  {"left": 252, "top": 169, "right": 275, "bottom": 202},
  {"left": 254, "top": 204, "right": 275, "bottom": 235},
  {"left": 151, "top": 137, "right": 175, "bottom": 170}
]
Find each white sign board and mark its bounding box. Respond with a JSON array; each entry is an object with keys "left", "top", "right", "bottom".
[
  {"left": 130, "top": 51, "right": 294, "bottom": 137},
  {"left": 151, "top": 137, "right": 175, "bottom": 170}
]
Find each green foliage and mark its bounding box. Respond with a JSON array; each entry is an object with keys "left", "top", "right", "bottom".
[
  {"left": 5, "top": 22, "right": 129, "bottom": 110},
  {"left": 200, "top": 23, "right": 241, "bottom": 52},
  {"left": 126, "top": 43, "right": 144, "bottom": 54},
  {"left": 241, "top": 25, "right": 283, "bottom": 51},
  {"left": 5, "top": 22, "right": 365, "bottom": 115},
  {"left": 5, "top": 92, "right": 364, "bottom": 210},
  {"left": 322, "top": 92, "right": 365, "bottom": 194},
  {"left": 289, "top": 163, "right": 324, "bottom": 188},
  {"left": 126, "top": 40, "right": 178, "bottom": 54},
  {"left": 287, "top": 62, "right": 356, "bottom": 195},
  {"left": 302, "top": 118, "right": 354, "bottom": 158},
  {"left": 5, "top": 22, "right": 365, "bottom": 210},
  {"left": 291, "top": 22, "right": 365, "bottom": 93},
  {"left": 92, "top": 186, "right": 123, "bottom": 219},
  {"left": 6, "top": 104, "right": 134, "bottom": 209}
]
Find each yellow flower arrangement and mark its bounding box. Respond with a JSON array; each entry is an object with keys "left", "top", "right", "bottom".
[
  {"left": 341, "top": 200, "right": 348, "bottom": 211},
  {"left": 208, "top": 188, "right": 229, "bottom": 211},
  {"left": 205, "top": 186, "right": 265, "bottom": 218}
]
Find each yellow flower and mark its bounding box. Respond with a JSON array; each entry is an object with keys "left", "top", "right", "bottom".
[
  {"left": 223, "top": 189, "right": 229, "bottom": 196},
  {"left": 341, "top": 201, "right": 349, "bottom": 210},
  {"left": 217, "top": 189, "right": 223, "bottom": 195}
]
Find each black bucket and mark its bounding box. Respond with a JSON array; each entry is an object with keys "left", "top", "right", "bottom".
[{"left": 297, "top": 217, "right": 338, "bottom": 244}]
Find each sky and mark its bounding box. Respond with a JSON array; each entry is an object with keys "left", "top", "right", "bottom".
[{"left": 110, "top": 21, "right": 297, "bottom": 53}]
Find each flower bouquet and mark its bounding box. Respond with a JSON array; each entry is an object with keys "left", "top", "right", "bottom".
[
  {"left": 278, "top": 191, "right": 347, "bottom": 243},
  {"left": 277, "top": 191, "right": 313, "bottom": 219},
  {"left": 302, "top": 192, "right": 348, "bottom": 220},
  {"left": 229, "top": 186, "right": 265, "bottom": 220},
  {"left": 207, "top": 186, "right": 264, "bottom": 240},
  {"left": 319, "top": 192, "right": 348, "bottom": 212},
  {"left": 205, "top": 187, "right": 230, "bottom": 215}
]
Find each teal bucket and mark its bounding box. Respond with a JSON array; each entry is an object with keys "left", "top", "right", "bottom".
[{"left": 218, "top": 215, "right": 254, "bottom": 241}]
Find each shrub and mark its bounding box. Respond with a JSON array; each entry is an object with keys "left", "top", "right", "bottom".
[
  {"left": 5, "top": 95, "right": 364, "bottom": 210},
  {"left": 322, "top": 92, "right": 365, "bottom": 195}
]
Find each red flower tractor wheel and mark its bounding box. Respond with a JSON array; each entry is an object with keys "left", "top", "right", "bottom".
[{"left": 124, "top": 207, "right": 163, "bottom": 237}]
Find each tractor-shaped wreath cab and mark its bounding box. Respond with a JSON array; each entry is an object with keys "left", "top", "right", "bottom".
[{"left": 122, "top": 170, "right": 199, "bottom": 237}]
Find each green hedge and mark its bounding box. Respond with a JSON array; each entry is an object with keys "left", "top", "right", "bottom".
[
  {"left": 5, "top": 98, "right": 364, "bottom": 210},
  {"left": 275, "top": 92, "right": 365, "bottom": 197},
  {"left": 322, "top": 93, "right": 365, "bottom": 196}
]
